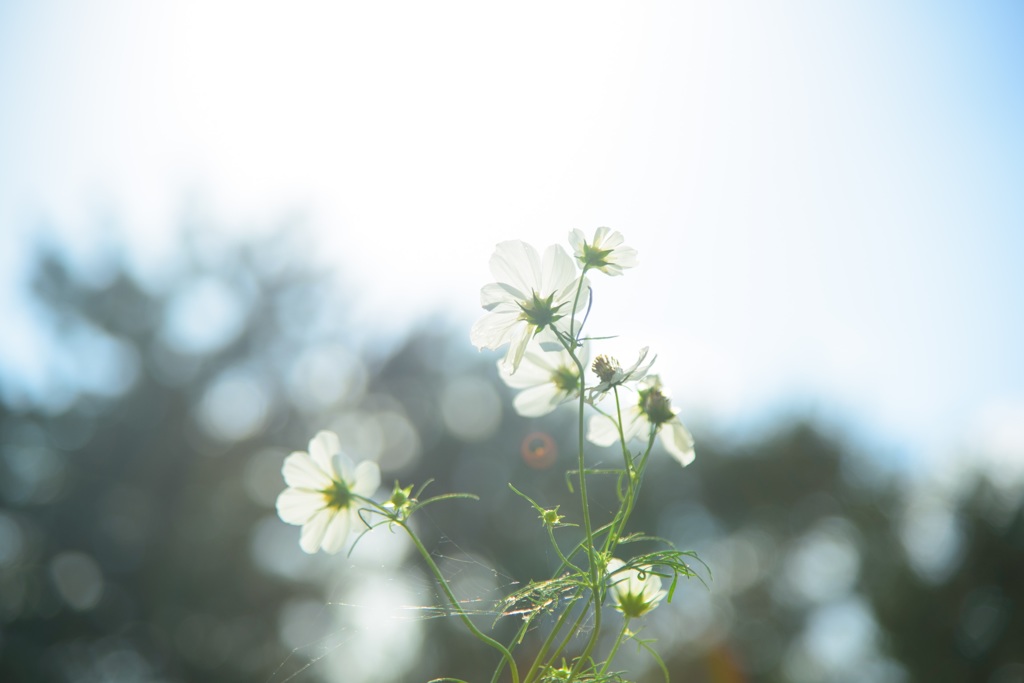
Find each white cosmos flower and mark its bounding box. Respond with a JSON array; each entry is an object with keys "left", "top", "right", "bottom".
[
  {"left": 275, "top": 430, "right": 381, "bottom": 554},
  {"left": 586, "top": 375, "right": 696, "bottom": 467},
  {"left": 607, "top": 558, "right": 667, "bottom": 618},
  {"left": 499, "top": 333, "right": 584, "bottom": 417},
  {"left": 568, "top": 227, "right": 638, "bottom": 276},
  {"left": 589, "top": 347, "right": 656, "bottom": 396},
  {"left": 471, "top": 240, "right": 583, "bottom": 375}
]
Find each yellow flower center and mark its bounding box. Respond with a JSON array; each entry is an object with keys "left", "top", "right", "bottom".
[
  {"left": 551, "top": 365, "right": 579, "bottom": 393},
  {"left": 322, "top": 479, "right": 353, "bottom": 510}
]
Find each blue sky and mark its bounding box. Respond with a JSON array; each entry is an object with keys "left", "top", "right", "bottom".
[{"left": 1, "top": 1, "right": 1022, "bottom": 477}]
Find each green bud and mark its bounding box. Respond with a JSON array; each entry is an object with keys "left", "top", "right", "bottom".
[
  {"left": 638, "top": 386, "right": 674, "bottom": 425},
  {"left": 385, "top": 482, "right": 415, "bottom": 517},
  {"left": 540, "top": 506, "right": 563, "bottom": 527}
]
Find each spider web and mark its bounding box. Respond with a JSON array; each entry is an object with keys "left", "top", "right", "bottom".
[{"left": 265, "top": 527, "right": 549, "bottom": 683}]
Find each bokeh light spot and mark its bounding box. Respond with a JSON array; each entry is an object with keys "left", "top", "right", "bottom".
[
  {"left": 49, "top": 551, "right": 103, "bottom": 611},
  {"left": 196, "top": 369, "right": 269, "bottom": 442},
  {"left": 0, "top": 513, "right": 24, "bottom": 568},
  {"left": 440, "top": 376, "right": 501, "bottom": 442},
  {"left": 521, "top": 431, "right": 557, "bottom": 469},
  {"left": 161, "top": 277, "right": 247, "bottom": 355}
]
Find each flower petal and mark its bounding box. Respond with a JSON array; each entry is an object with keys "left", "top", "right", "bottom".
[
  {"left": 480, "top": 282, "right": 521, "bottom": 310},
  {"left": 540, "top": 244, "right": 577, "bottom": 294},
  {"left": 512, "top": 383, "right": 563, "bottom": 417},
  {"left": 499, "top": 322, "right": 534, "bottom": 375},
  {"left": 498, "top": 354, "right": 552, "bottom": 388},
  {"left": 276, "top": 487, "right": 324, "bottom": 525},
  {"left": 308, "top": 431, "right": 341, "bottom": 473},
  {"left": 586, "top": 413, "right": 621, "bottom": 447},
  {"left": 282, "top": 451, "right": 332, "bottom": 490},
  {"left": 489, "top": 240, "right": 541, "bottom": 295},
  {"left": 593, "top": 227, "right": 616, "bottom": 247},
  {"left": 471, "top": 308, "right": 521, "bottom": 350},
  {"left": 351, "top": 460, "right": 381, "bottom": 497},
  {"left": 299, "top": 507, "right": 333, "bottom": 554},
  {"left": 319, "top": 507, "right": 353, "bottom": 554},
  {"left": 332, "top": 453, "right": 354, "bottom": 484},
  {"left": 661, "top": 419, "right": 696, "bottom": 467}
]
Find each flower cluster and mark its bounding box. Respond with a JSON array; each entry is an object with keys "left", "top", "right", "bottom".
[
  {"left": 476, "top": 228, "right": 695, "bottom": 469},
  {"left": 274, "top": 227, "right": 705, "bottom": 683}
]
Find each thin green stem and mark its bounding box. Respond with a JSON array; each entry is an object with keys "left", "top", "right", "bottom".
[
  {"left": 557, "top": 333, "right": 606, "bottom": 681},
  {"left": 568, "top": 266, "right": 590, "bottom": 342},
  {"left": 607, "top": 430, "right": 657, "bottom": 554},
  {"left": 398, "top": 521, "right": 520, "bottom": 683},
  {"left": 599, "top": 618, "right": 632, "bottom": 676},
  {"left": 521, "top": 590, "right": 584, "bottom": 683},
  {"left": 537, "top": 596, "right": 593, "bottom": 680},
  {"left": 567, "top": 596, "right": 601, "bottom": 681},
  {"left": 548, "top": 526, "right": 584, "bottom": 575}
]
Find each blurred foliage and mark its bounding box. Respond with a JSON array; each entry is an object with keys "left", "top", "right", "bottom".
[{"left": 0, "top": 230, "right": 1022, "bottom": 683}]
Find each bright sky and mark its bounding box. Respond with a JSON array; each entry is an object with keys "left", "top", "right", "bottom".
[{"left": 1, "top": 1, "right": 1022, "bottom": 474}]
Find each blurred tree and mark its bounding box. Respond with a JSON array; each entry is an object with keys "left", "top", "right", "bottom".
[{"left": 0, "top": 228, "right": 1021, "bottom": 683}]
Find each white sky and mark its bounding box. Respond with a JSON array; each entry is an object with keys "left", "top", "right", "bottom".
[{"left": 1, "top": 1, "right": 1022, "bottom": 473}]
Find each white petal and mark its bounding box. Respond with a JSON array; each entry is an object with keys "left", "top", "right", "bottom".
[
  {"left": 276, "top": 487, "right": 325, "bottom": 525},
  {"left": 308, "top": 431, "right": 341, "bottom": 473},
  {"left": 471, "top": 308, "right": 520, "bottom": 350},
  {"left": 592, "top": 227, "right": 613, "bottom": 246},
  {"left": 513, "top": 384, "right": 563, "bottom": 417},
  {"left": 567, "top": 229, "right": 586, "bottom": 258},
  {"left": 499, "top": 322, "right": 534, "bottom": 375},
  {"left": 498, "top": 355, "right": 550, "bottom": 389},
  {"left": 498, "top": 339, "right": 566, "bottom": 388},
  {"left": 612, "top": 246, "right": 637, "bottom": 265},
  {"left": 662, "top": 420, "right": 696, "bottom": 467},
  {"left": 586, "top": 413, "right": 621, "bottom": 447},
  {"left": 332, "top": 454, "right": 354, "bottom": 484},
  {"left": 554, "top": 275, "right": 587, "bottom": 314},
  {"left": 319, "top": 507, "right": 353, "bottom": 554},
  {"left": 282, "top": 451, "right": 332, "bottom": 490},
  {"left": 299, "top": 507, "right": 333, "bottom": 554},
  {"left": 489, "top": 241, "right": 541, "bottom": 295},
  {"left": 480, "top": 282, "right": 520, "bottom": 310},
  {"left": 623, "top": 406, "right": 652, "bottom": 443},
  {"left": 608, "top": 247, "right": 638, "bottom": 273},
  {"left": 352, "top": 460, "right": 381, "bottom": 497},
  {"left": 540, "top": 244, "right": 578, "bottom": 294}
]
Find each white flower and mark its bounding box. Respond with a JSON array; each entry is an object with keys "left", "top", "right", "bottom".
[
  {"left": 590, "top": 347, "right": 656, "bottom": 395},
  {"left": 586, "top": 375, "right": 695, "bottom": 467},
  {"left": 499, "top": 333, "right": 584, "bottom": 417},
  {"left": 275, "top": 430, "right": 381, "bottom": 554},
  {"left": 607, "top": 558, "right": 667, "bottom": 618},
  {"left": 568, "top": 227, "right": 638, "bottom": 276},
  {"left": 471, "top": 240, "right": 583, "bottom": 375}
]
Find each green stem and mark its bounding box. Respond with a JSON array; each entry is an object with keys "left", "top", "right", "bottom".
[
  {"left": 607, "top": 430, "right": 657, "bottom": 554},
  {"left": 521, "top": 590, "right": 584, "bottom": 683},
  {"left": 568, "top": 266, "right": 590, "bottom": 342},
  {"left": 398, "top": 521, "right": 520, "bottom": 683},
  {"left": 536, "top": 596, "right": 593, "bottom": 681},
  {"left": 567, "top": 597, "right": 601, "bottom": 681},
  {"left": 603, "top": 387, "right": 636, "bottom": 556},
  {"left": 559, "top": 335, "right": 605, "bottom": 680},
  {"left": 599, "top": 618, "right": 632, "bottom": 676},
  {"left": 548, "top": 526, "right": 584, "bottom": 575}
]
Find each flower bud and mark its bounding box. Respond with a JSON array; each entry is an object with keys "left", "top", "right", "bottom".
[
  {"left": 639, "top": 386, "right": 674, "bottom": 425},
  {"left": 591, "top": 354, "right": 620, "bottom": 384}
]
